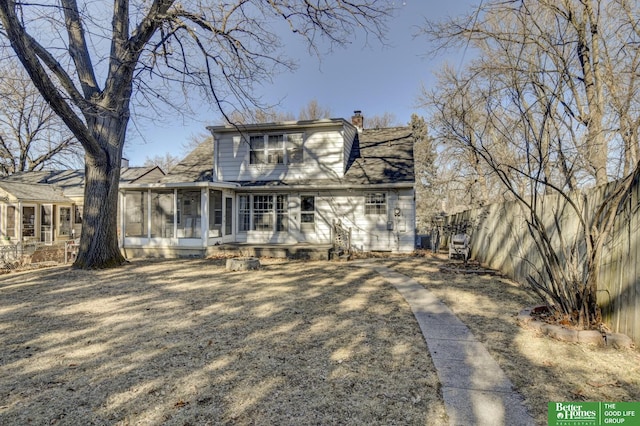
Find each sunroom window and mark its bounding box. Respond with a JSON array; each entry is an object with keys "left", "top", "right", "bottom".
[
  {"left": 209, "top": 190, "right": 223, "bottom": 237},
  {"left": 151, "top": 190, "right": 174, "bottom": 238},
  {"left": 177, "top": 189, "right": 201, "bottom": 238},
  {"left": 125, "top": 191, "right": 147, "bottom": 237}
]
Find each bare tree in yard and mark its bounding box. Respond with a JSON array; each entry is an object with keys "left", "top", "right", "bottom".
[
  {"left": 411, "top": 114, "right": 440, "bottom": 232},
  {"left": 0, "top": 1, "right": 393, "bottom": 268},
  {"left": 0, "top": 61, "right": 81, "bottom": 175},
  {"left": 143, "top": 153, "right": 180, "bottom": 172},
  {"left": 420, "top": 0, "right": 640, "bottom": 328}
]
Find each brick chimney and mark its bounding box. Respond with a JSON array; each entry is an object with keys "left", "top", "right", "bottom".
[{"left": 351, "top": 110, "right": 364, "bottom": 132}]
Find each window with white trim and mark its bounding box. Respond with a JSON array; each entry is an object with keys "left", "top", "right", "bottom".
[
  {"left": 253, "top": 195, "right": 273, "bottom": 231},
  {"left": 238, "top": 195, "right": 250, "bottom": 232},
  {"left": 151, "top": 190, "right": 174, "bottom": 238},
  {"left": 364, "top": 193, "right": 387, "bottom": 215},
  {"left": 6, "top": 205, "right": 16, "bottom": 238},
  {"left": 237, "top": 194, "right": 289, "bottom": 232},
  {"left": 209, "top": 189, "right": 223, "bottom": 237},
  {"left": 276, "top": 195, "right": 289, "bottom": 232},
  {"left": 300, "top": 195, "right": 315, "bottom": 231},
  {"left": 125, "top": 191, "right": 147, "bottom": 237},
  {"left": 249, "top": 133, "right": 304, "bottom": 165}
]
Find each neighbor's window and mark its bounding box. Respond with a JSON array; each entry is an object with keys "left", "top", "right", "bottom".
[
  {"left": 59, "top": 207, "right": 72, "bottom": 237},
  {"left": 6, "top": 205, "right": 16, "bottom": 238},
  {"left": 22, "top": 206, "right": 35, "bottom": 237},
  {"left": 364, "top": 193, "right": 387, "bottom": 215},
  {"left": 125, "top": 191, "right": 148, "bottom": 237},
  {"left": 74, "top": 205, "right": 83, "bottom": 224},
  {"left": 249, "top": 133, "right": 304, "bottom": 165}
]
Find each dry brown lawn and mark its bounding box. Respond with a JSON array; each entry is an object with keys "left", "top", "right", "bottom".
[{"left": 0, "top": 255, "right": 638, "bottom": 425}]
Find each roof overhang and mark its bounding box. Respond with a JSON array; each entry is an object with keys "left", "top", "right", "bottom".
[
  {"left": 119, "top": 181, "right": 241, "bottom": 190},
  {"left": 234, "top": 182, "right": 415, "bottom": 192},
  {"left": 207, "top": 118, "right": 354, "bottom": 135}
]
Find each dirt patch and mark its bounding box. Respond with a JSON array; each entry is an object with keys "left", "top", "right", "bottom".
[
  {"left": 0, "top": 258, "right": 447, "bottom": 425},
  {"left": 1, "top": 255, "right": 638, "bottom": 425}
]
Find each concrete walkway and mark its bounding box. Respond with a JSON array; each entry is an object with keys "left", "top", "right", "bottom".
[{"left": 355, "top": 263, "right": 535, "bottom": 426}]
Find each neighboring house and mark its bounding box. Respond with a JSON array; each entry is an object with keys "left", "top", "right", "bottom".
[
  {"left": 0, "top": 163, "right": 164, "bottom": 244},
  {"left": 119, "top": 112, "right": 416, "bottom": 257}
]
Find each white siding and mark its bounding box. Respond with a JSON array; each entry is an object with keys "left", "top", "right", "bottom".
[
  {"left": 216, "top": 127, "right": 347, "bottom": 182},
  {"left": 316, "top": 189, "right": 415, "bottom": 252},
  {"left": 233, "top": 189, "right": 415, "bottom": 252}
]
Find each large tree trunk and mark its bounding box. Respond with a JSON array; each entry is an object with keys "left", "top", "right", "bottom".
[{"left": 73, "top": 115, "right": 127, "bottom": 269}]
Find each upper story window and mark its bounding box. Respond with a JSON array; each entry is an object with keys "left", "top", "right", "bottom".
[{"left": 249, "top": 133, "right": 304, "bottom": 165}]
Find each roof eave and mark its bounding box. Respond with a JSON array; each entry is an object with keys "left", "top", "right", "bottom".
[{"left": 207, "top": 118, "right": 355, "bottom": 134}]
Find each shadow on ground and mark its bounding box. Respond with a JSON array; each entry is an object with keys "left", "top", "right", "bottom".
[{"left": 0, "top": 258, "right": 448, "bottom": 425}]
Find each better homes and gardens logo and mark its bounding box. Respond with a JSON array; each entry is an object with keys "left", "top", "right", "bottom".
[
  {"left": 552, "top": 403, "right": 598, "bottom": 425},
  {"left": 549, "top": 402, "right": 639, "bottom": 426}
]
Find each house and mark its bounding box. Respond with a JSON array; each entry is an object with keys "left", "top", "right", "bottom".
[
  {"left": 0, "top": 163, "right": 164, "bottom": 244},
  {"left": 119, "top": 112, "right": 416, "bottom": 258}
]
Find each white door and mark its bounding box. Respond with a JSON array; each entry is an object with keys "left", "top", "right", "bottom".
[{"left": 299, "top": 195, "right": 315, "bottom": 242}]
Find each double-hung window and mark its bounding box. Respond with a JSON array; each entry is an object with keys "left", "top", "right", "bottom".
[
  {"left": 249, "top": 133, "right": 304, "bottom": 165},
  {"left": 364, "top": 193, "right": 387, "bottom": 215},
  {"left": 253, "top": 195, "right": 274, "bottom": 231}
]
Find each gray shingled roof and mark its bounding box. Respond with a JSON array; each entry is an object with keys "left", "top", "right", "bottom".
[
  {"left": 0, "top": 181, "right": 72, "bottom": 203},
  {"left": 161, "top": 138, "right": 214, "bottom": 183},
  {"left": 344, "top": 126, "right": 414, "bottom": 184},
  {"left": 0, "top": 166, "right": 165, "bottom": 198},
  {"left": 165, "top": 127, "right": 414, "bottom": 187},
  {"left": 237, "top": 126, "right": 414, "bottom": 187}
]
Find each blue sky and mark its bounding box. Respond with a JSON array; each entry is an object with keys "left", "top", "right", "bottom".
[{"left": 124, "top": 1, "right": 479, "bottom": 166}]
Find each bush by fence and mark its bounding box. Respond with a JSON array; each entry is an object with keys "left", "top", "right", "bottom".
[{"left": 447, "top": 182, "right": 640, "bottom": 348}]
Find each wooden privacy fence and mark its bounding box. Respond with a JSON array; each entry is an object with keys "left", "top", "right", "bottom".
[{"left": 447, "top": 181, "right": 640, "bottom": 348}]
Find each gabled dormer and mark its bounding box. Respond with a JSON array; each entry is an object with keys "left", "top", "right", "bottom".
[{"left": 207, "top": 117, "right": 358, "bottom": 183}]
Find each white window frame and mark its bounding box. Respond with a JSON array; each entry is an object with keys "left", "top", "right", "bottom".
[
  {"left": 237, "top": 194, "right": 290, "bottom": 232},
  {"left": 300, "top": 195, "right": 316, "bottom": 231},
  {"left": 248, "top": 133, "right": 304, "bottom": 165},
  {"left": 364, "top": 192, "right": 387, "bottom": 215}
]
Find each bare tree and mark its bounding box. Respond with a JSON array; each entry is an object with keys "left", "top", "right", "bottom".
[
  {"left": 411, "top": 114, "right": 439, "bottom": 232},
  {"left": 366, "top": 112, "right": 400, "bottom": 129},
  {"left": 298, "top": 99, "right": 332, "bottom": 121},
  {"left": 143, "top": 153, "right": 180, "bottom": 172},
  {"left": 420, "top": 0, "right": 640, "bottom": 328},
  {"left": 0, "top": 60, "right": 81, "bottom": 175},
  {"left": 0, "top": 1, "right": 392, "bottom": 268}
]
